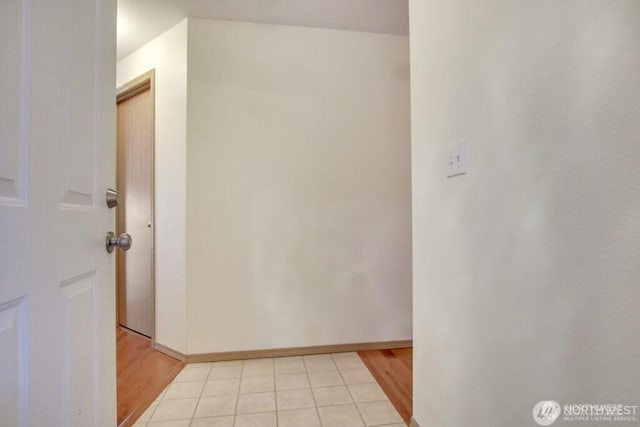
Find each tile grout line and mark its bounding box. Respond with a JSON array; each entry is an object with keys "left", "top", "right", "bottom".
[
  {"left": 143, "top": 398, "right": 160, "bottom": 425},
  {"left": 188, "top": 362, "right": 212, "bottom": 426},
  {"left": 351, "top": 354, "right": 406, "bottom": 425},
  {"left": 303, "top": 354, "right": 324, "bottom": 427},
  {"left": 233, "top": 360, "right": 244, "bottom": 426},
  {"left": 348, "top": 353, "right": 407, "bottom": 427},
  {"left": 334, "top": 353, "right": 369, "bottom": 427},
  {"left": 151, "top": 365, "right": 204, "bottom": 425},
  {"left": 272, "top": 358, "right": 279, "bottom": 427},
  {"left": 143, "top": 377, "right": 172, "bottom": 424}
]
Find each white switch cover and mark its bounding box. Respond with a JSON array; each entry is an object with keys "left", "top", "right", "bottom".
[{"left": 447, "top": 143, "right": 467, "bottom": 177}]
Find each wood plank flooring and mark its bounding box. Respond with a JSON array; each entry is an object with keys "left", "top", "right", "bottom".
[
  {"left": 117, "top": 326, "right": 185, "bottom": 427},
  {"left": 358, "top": 347, "right": 413, "bottom": 424}
]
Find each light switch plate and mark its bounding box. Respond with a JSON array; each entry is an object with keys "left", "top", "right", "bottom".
[{"left": 447, "top": 143, "right": 467, "bottom": 177}]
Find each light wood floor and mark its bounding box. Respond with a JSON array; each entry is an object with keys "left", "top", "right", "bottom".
[
  {"left": 359, "top": 347, "right": 413, "bottom": 424},
  {"left": 117, "top": 326, "right": 184, "bottom": 427}
]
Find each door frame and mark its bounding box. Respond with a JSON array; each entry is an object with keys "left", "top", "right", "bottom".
[{"left": 115, "top": 69, "right": 156, "bottom": 340}]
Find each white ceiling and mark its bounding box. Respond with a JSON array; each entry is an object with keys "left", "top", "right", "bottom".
[{"left": 117, "top": 0, "right": 409, "bottom": 60}]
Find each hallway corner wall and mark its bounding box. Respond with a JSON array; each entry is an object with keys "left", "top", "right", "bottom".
[
  {"left": 185, "top": 19, "right": 413, "bottom": 354},
  {"left": 409, "top": 1, "right": 640, "bottom": 425}
]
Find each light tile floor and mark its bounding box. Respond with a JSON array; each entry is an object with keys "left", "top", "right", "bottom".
[{"left": 134, "top": 352, "right": 407, "bottom": 427}]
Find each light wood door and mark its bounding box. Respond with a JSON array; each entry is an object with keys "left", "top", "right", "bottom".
[
  {"left": 0, "top": 0, "right": 117, "bottom": 426},
  {"left": 117, "top": 77, "right": 155, "bottom": 338}
]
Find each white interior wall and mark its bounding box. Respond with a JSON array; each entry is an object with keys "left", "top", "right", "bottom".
[
  {"left": 186, "top": 19, "right": 412, "bottom": 354},
  {"left": 116, "top": 20, "right": 188, "bottom": 353},
  {"left": 409, "top": 1, "right": 640, "bottom": 426}
]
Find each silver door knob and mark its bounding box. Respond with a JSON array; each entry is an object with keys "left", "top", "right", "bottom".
[{"left": 105, "top": 232, "right": 132, "bottom": 253}]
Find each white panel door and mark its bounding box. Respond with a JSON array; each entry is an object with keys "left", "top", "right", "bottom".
[{"left": 0, "top": 1, "right": 117, "bottom": 426}]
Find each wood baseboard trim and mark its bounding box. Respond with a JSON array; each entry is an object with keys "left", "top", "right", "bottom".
[
  {"left": 153, "top": 342, "right": 187, "bottom": 362},
  {"left": 409, "top": 417, "right": 421, "bottom": 427},
  {"left": 186, "top": 340, "right": 413, "bottom": 363}
]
